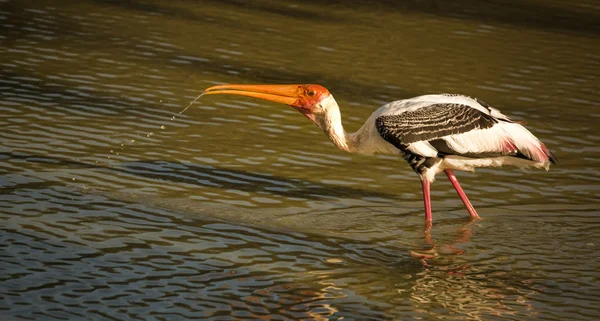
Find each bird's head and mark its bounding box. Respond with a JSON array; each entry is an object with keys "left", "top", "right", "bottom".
[{"left": 203, "top": 84, "right": 337, "bottom": 126}]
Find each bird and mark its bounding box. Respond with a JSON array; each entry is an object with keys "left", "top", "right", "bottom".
[{"left": 202, "top": 83, "right": 557, "bottom": 224}]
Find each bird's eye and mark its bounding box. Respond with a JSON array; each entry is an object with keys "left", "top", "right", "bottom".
[{"left": 307, "top": 90, "right": 316, "bottom": 97}]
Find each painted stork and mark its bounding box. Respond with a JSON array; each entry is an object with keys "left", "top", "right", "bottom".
[{"left": 203, "top": 84, "right": 557, "bottom": 224}]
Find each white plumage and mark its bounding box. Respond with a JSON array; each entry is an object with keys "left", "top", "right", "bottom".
[{"left": 342, "top": 94, "right": 554, "bottom": 182}]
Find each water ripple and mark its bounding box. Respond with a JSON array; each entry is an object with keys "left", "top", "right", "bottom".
[{"left": 1, "top": 0, "right": 599, "bottom": 320}]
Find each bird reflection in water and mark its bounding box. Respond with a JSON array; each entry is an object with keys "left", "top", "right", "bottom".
[
  {"left": 411, "top": 219, "right": 476, "bottom": 268},
  {"left": 406, "top": 222, "right": 538, "bottom": 319}
]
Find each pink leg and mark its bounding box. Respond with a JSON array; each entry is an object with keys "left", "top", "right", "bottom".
[
  {"left": 421, "top": 179, "right": 433, "bottom": 222},
  {"left": 444, "top": 169, "right": 480, "bottom": 219},
  {"left": 411, "top": 187, "right": 435, "bottom": 264}
]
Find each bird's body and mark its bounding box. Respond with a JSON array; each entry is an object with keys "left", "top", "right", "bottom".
[
  {"left": 203, "top": 84, "right": 556, "bottom": 223},
  {"left": 341, "top": 93, "right": 555, "bottom": 183}
]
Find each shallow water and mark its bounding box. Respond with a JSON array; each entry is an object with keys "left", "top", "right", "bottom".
[{"left": 1, "top": 0, "right": 599, "bottom": 320}]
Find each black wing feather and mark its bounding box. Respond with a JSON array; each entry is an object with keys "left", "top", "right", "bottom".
[{"left": 375, "top": 103, "right": 497, "bottom": 149}]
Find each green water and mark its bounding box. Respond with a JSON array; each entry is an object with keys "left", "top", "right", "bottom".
[{"left": 1, "top": 0, "right": 599, "bottom": 320}]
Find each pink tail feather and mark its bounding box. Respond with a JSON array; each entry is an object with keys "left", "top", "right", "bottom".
[{"left": 502, "top": 123, "right": 557, "bottom": 164}]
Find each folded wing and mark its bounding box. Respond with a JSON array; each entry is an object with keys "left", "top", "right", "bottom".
[{"left": 375, "top": 102, "right": 555, "bottom": 164}]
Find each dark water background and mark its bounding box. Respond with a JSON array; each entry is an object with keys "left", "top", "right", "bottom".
[{"left": 1, "top": 0, "right": 599, "bottom": 320}]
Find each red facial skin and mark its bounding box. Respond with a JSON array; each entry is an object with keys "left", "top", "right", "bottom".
[{"left": 290, "top": 84, "right": 330, "bottom": 121}]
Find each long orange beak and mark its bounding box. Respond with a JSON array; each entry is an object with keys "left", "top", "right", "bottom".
[{"left": 203, "top": 84, "right": 302, "bottom": 106}]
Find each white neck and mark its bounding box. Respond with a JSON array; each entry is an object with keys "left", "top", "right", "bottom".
[
  {"left": 312, "top": 95, "right": 401, "bottom": 156},
  {"left": 315, "top": 95, "right": 356, "bottom": 153}
]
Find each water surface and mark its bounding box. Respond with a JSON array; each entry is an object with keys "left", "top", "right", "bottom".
[{"left": 1, "top": 0, "right": 599, "bottom": 320}]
